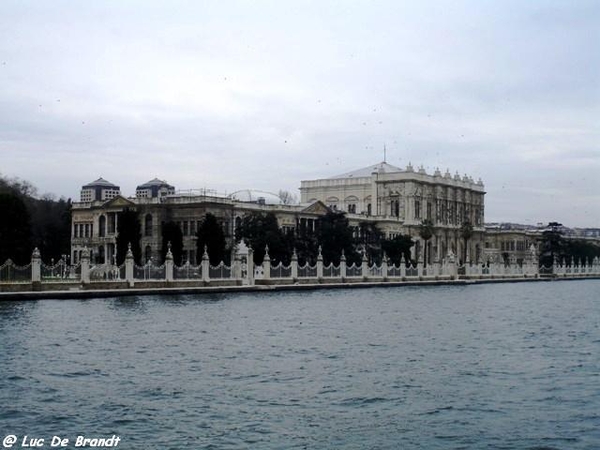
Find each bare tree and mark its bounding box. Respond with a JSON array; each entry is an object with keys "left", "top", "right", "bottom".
[{"left": 278, "top": 189, "right": 298, "bottom": 205}]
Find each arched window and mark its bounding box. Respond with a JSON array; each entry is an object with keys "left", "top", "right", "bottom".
[
  {"left": 144, "top": 214, "right": 153, "bottom": 237},
  {"left": 99, "top": 215, "right": 106, "bottom": 237}
]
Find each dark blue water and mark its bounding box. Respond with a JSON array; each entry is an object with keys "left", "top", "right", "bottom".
[{"left": 1, "top": 280, "right": 599, "bottom": 449}]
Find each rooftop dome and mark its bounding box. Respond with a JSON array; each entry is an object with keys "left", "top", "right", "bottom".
[
  {"left": 229, "top": 189, "right": 283, "bottom": 205},
  {"left": 136, "top": 178, "right": 174, "bottom": 189},
  {"left": 330, "top": 161, "right": 402, "bottom": 179},
  {"left": 83, "top": 177, "right": 119, "bottom": 188}
]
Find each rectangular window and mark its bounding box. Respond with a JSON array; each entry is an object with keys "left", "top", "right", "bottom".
[
  {"left": 427, "top": 202, "right": 432, "bottom": 220},
  {"left": 183, "top": 221, "right": 189, "bottom": 236},
  {"left": 414, "top": 200, "right": 421, "bottom": 219}
]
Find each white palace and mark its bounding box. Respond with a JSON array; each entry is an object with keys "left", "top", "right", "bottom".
[{"left": 71, "top": 161, "right": 488, "bottom": 265}]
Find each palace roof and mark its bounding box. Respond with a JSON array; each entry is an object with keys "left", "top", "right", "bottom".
[
  {"left": 329, "top": 161, "right": 402, "bottom": 179},
  {"left": 229, "top": 189, "right": 283, "bottom": 205},
  {"left": 82, "top": 177, "right": 119, "bottom": 188},
  {"left": 136, "top": 178, "right": 174, "bottom": 189}
]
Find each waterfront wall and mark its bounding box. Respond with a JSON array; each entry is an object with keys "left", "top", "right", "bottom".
[{"left": 2, "top": 245, "right": 600, "bottom": 294}]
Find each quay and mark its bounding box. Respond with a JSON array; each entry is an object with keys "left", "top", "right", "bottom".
[{"left": 1, "top": 274, "right": 598, "bottom": 301}]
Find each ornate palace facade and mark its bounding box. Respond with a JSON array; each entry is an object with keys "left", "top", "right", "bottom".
[
  {"left": 300, "top": 161, "right": 486, "bottom": 263},
  {"left": 70, "top": 161, "right": 487, "bottom": 265}
]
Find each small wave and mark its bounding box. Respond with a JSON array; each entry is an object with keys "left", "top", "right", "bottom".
[
  {"left": 422, "top": 406, "right": 454, "bottom": 415},
  {"left": 6, "top": 375, "right": 27, "bottom": 381},
  {"left": 339, "top": 396, "right": 388, "bottom": 406}
]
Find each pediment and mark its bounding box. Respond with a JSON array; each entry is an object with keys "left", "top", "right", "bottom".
[
  {"left": 301, "top": 200, "right": 331, "bottom": 215},
  {"left": 102, "top": 195, "right": 136, "bottom": 208}
]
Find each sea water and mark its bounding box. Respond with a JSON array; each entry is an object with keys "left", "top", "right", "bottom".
[{"left": 1, "top": 280, "right": 599, "bottom": 449}]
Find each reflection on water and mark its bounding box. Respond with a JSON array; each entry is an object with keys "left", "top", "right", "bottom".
[{"left": 1, "top": 280, "right": 599, "bottom": 449}]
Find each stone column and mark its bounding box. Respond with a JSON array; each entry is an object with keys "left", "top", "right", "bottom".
[
  {"left": 125, "top": 244, "right": 134, "bottom": 287},
  {"left": 262, "top": 245, "right": 270, "bottom": 280},
  {"left": 340, "top": 250, "right": 346, "bottom": 280},
  {"left": 316, "top": 246, "right": 323, "bottom": 280},
  {"left": 81, "top": 246, "right": 91, "bottom": 284}
]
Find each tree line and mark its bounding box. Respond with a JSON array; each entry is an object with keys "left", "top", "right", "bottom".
[
  {"left": 130, "top": 210, "right": 415, "bottom": 267},
  {"left": 0, "top": 176, "right": 71, "bottom": 265},
  {"left": 538, "top": 222, "right": 600, "bottom": 267}
]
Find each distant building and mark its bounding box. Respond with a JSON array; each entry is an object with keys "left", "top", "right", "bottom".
[
  {"left": 80, "top": 178, "right": 120, "bottom": 202},
  {"left": 135, "top": 178, "right": 175, "bottom": 198}
]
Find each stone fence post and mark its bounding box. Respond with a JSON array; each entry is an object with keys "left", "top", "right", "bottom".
[
  {"left": 262, "top": 245, "right": 271, "bottom": 280},
  {"left": 361, "top": 251, "right": 369, "bottom": 280},
  {"left": 233, "top": 251, "right": 241, "bottom": 280},
  {"left": 447, "top": 251, "right": 458, "bottom": 280},
  {"left": 201, "top": 245, "right": 210, "bottom": 283},
  {"left": 81, "top": 246, "right": 91, "bottom": 284},
  {"left": 31, "top": 248, "right": 41, "bottom": 284},
  {"left": 317, "top": 246, "right": 323, "bottom": 280},
  {"left": 340, "top": 250, "right": 346, "bottom": 280},
  {"left": 381, "top": 253, "right": 388, "bottom": 280},
  {"left": 165, "top": 244, "right": 174, "bottom": 283},
  {"left": 125, "top": 244, "right": 134, "bottom": 287},
  {"left": 247, "top": 248, "right": 254, "bottom": 285},
  {"left": 400, "top": 255, "right": 406, "bottom": 278},
  {"left": 291, "top": 248, "right": 298, "bottom": 280}
]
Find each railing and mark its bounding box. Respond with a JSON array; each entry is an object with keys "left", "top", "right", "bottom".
[
  {"left": 405, "top": 265, "right": 418, "bottom": 277},
  {"left": 346, "top": 263, "right": 362, "bottom": 277},
  {"left": 2, "top": 248, "right": 600, "bottom": 291},
  {"left": 298, "top": 263, "right": 317, "bottom": 278},
  {"left": 41, "top": 259, "right": 70, "bottom": 280},
  {"left": 174, "top": 262, "right": 202, "bottom": 280},
  {"left": 323, "top": 263, "right": 340, "bottom": 277},
  {"left": 368, "top": 264, "right": 382, "bottom": 277},
  {"left": 209, "top": 263, "right": 231, "bottom": 279},
  {"left": 90, "top": 263, "right": 125, "bottom": 281},
  {"left": 388, "top": 265, "right": 402, "bottom": 277},
  {"left": 271, "top": 262, "right": 292, "bottom": 278},
  {"left": 134, "top": 262, "right": 165, "bottom": 280},
  {"left": 0, "top": 260, "right": 32, "bottom": 283}
]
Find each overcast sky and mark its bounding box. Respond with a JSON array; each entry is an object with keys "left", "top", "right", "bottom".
[{"left": 1, "top": 0, "right": 598, "bottom": 227}]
